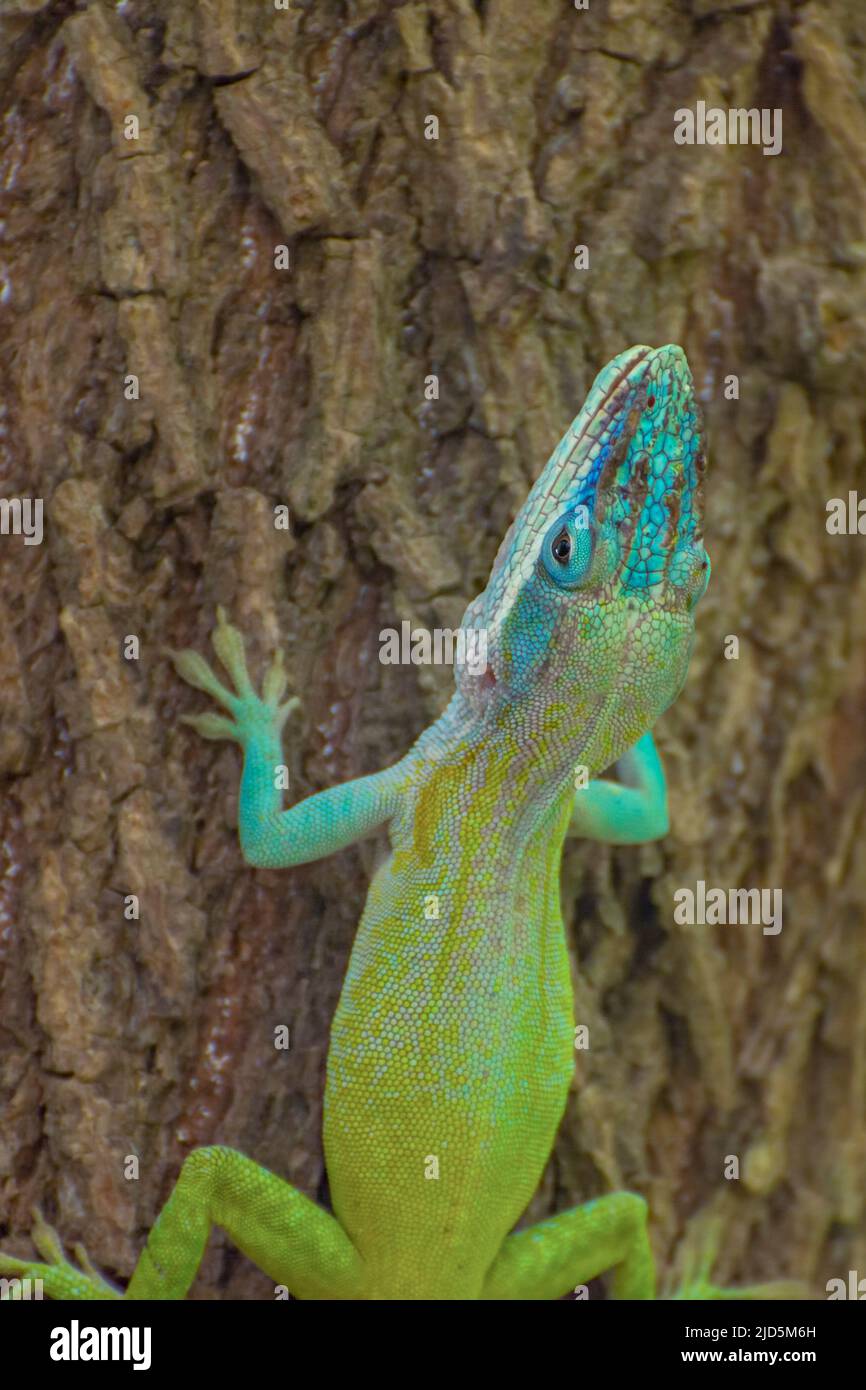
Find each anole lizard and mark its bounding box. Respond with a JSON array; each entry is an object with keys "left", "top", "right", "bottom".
[{"left": 0, "top": 344, "right": 800, "bottom": 1299}]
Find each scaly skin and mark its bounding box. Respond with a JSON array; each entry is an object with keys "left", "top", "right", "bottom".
[{"left": 0, "top": 345, "right": 803, "bottom": 1300}]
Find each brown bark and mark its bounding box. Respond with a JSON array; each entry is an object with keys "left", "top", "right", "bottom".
[{"left": 0, "top": 0, "right": 864, "bottom": 1298}]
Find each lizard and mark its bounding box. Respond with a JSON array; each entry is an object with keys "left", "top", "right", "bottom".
[{"left": 0, "top": 343, "right": 800, "bottom": 1300}]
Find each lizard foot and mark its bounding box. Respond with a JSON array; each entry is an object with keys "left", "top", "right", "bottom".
[
  {"left": 666, "top": 1215, "right": 811, "bottom": 1301},
  {"left": 166, "top": 607, "right": 300, "bottom": 744},
  {"left": 0, "top": 1207, "right": 122, "bottom": 1300}
]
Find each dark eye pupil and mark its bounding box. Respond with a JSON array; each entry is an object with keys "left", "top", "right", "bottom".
[{"left": 552, "top": 531, "right": 571, "bottom": 563}]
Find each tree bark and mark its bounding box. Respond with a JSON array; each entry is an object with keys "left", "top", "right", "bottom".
[{"left": 0, "top": 0, "right": 864, "bottom": 1298}]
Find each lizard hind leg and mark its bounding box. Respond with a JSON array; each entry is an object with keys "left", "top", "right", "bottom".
[
  {"left": 125, "top": 1146, "right": 363, "bottom": 1300},
  {"left": 0, "top": 1207, "right": 122, "bottom": 1300},
  {"left": 479, "top": 1197, "right": 811, "bottom": 1301},
  {"left": 667, "top": 1214, "right": 811, "bottom": 1301},
  {"left": 2, "top": 1149, "right": 364, "bottom": 1301},
  {"left": 481, "top": 1192, "right": 656, "bottom": 1300}
]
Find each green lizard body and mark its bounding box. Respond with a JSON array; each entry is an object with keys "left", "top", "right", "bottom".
[{"left": 1, "top": 344, "right": 800, "bottom": 1300}]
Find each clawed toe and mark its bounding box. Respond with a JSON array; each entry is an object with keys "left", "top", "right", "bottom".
[
  {"left": 0, "top": 1208, "right": 121, "bottom": 1300},
  {"left": 210, "top": 606, "right": 256, "bottom": 697},
  {"left": 668, "top": 1215, "right": 811, "bottom": 1300},
  {"left": 165, "top": 645, "right": 239, "bottom": 711},
  {"left": 169, "top": 611, "right": 300, "bottom": 736}
]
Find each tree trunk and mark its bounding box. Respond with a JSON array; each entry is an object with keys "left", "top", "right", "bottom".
[{"left": 0, "top": 0, "right": 864, "bottom": 1298}]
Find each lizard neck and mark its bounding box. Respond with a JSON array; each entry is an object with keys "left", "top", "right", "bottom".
[{"left": 401, "top": 689, "right": 592, "bottom": 856}]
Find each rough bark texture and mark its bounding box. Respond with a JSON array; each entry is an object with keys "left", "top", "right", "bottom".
[{"left": 1, "top": 0, "right": 864, "bottom": 1299}]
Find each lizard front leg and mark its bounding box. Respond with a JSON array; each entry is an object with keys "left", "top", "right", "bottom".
[
  {"left": 568, "top": 731, "right": 669, "bottom": 845},
  {"left": 168, "top": 606, "right": 403, "bottom": 867}
]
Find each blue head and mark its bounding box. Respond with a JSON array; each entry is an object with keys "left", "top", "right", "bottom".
[{"left": 456, "top": 344, "right": 710, "bottom": 773}]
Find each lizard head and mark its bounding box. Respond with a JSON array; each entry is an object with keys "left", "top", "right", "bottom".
[{"left": 456, "top": 344, "right": 710, "bottom": 776}]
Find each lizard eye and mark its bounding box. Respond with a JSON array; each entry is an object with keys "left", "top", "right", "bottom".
[
  {"left": 541, "top": 508, "right": 594, "bottom": 589},
  {"left": 552, "top": 530, "right": 571, "bottom": 563}
]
